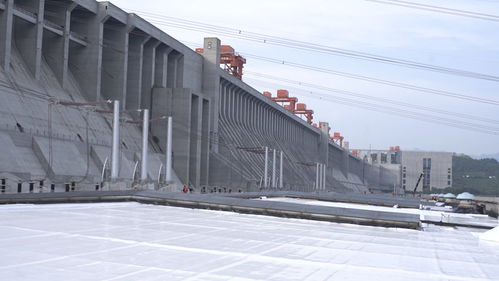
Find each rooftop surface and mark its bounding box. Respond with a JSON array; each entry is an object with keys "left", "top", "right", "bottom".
[
  {"left": 1, "top": 202, "right": 499, "bottom": 280},
  {"left": 260, "top": 197, "right": 499, "bottom": 229}
]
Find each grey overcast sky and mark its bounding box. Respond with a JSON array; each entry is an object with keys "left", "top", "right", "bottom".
[{"left": 110, "top": 0, "right": 499, "bottom": 155}]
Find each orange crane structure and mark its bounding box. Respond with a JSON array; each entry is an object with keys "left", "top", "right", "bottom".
[
  {"left": 262, "top": 89, "right": 314, "bottom": 124},
  {"left": 294, "top": 103, "right": 314, "bottom": 124},
  {"left": 261, "top": 89, "right": 351, "bottom": 149},
  {"left": 262, "top": 91, "right": 272, "bottom": 98},
  {"left": 331, "top": 132, "right": 344, "bottom": 147},
  {"left": 270, "top": 90, "right": 298, "bottom": 112},
  {"left": 196, "top": 45, "right": 246, "bottom": 80}
]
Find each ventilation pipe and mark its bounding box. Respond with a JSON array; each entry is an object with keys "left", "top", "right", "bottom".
[
  {"left": 141, "top": 109, "right": 149, "bottom": 182},
  {"left": 165, "top": 116, "right": 173, "bottom": 182},
  {"left": 111, "top": 100, "right": 120, "bottom": 180}
]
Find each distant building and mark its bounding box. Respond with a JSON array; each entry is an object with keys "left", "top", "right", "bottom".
[{"left": 351, "top": 147, "right": 453, "bottom": 193}]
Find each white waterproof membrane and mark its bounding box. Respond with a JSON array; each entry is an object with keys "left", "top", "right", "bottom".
[
  {"left": 1, "top": 202, "right": 499, "bottom": 281},
  {"left": 260, "top": 197, "right": 499, "bottom": 229}
]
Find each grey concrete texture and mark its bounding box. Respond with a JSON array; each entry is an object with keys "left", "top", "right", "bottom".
[
  {"left": 221, "top": 191, "right": 424, "bottom": 208},
  {"left": 0, "top": 190, "right": 421, "bottom": 229},
  {"left": 353, "top": 148, "right": 453, "bottom": 192},
  {"left": 0, "top": 0, "right": 398, "bottom": 195},
  {"left": 400, "top": 151, "right": 453, "bottom": 191}
]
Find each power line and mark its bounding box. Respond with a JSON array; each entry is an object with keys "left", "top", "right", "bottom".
[
  {"left": 252, "top": 78, "right": 499, "bottom": 135},
  {"left": 245, "top": 71, "right": 499, "bottom": 125},
  {"left": 244, "top": 76, "right": 499, "bottom": 136},
  {"left": 240, "top": 53, "right": 499, "bottom": 106},
  {"left": 365, "top": 0, "right": 499, "bottom": 22},
  {"left": 183, "top": 40, "right": 499, "bottom": 129},
  {"left": 127, "top": 9, "right": 499, "bottom": 82}
]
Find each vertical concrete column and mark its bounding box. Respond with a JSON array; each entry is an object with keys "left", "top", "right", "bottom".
[
  {"left": 257, "top": 102, "right": 261, "bottom": 132},
  {"left": 319, "top": 164, "right": 323, "bottom": 191},
  {"left": 200, "top": 99, "right": 210, "bottom": 185},
  {"left": 315, "top": 163, "right": 319, "bottom": 190},
  {"left": 174, "top": 53, "right": 184, "bottom": 88},
  {"left": 233, "top": 89, "right": 238, "bottom": 123},
  {"left": 323, "top": 164, "right": 327, "bottom": 190},
  {"left": 343, "top": 142, "right": 350, "bottom": 177},
  {"left": 268, "top": 107, "right": 274, "bottom": 134},
  {"left": 141, "top": 39, "right": 160, "bottom": 110},
  {"left": 32, "top": 0, "right": 45, "bottom": 80},
  {"left": 189, "top": 95, "right": 202, "bottom": 188},
  {"left": 13, "top": 0, "right": 44, "bottom": 79},
  {"left": 248, "top": 98, "right": 252, "bottom": 129},
  {"left": 254, "top": 102, "right": 258, "bottom": 132},
  {"left": 101, "top": 17, "right": 128, "bottom": 103},
  {"left": 226, "top": 85, "right": 232, "bottom": 122},
  {"left": 261, "top": 105, "right": 266, "bottom": 134},
  {"left": 0, "top": 0, "right": 13, "bottom": 71},
  {"left": 200, "top": 37, "right": 221, "bottom": 152},
  {"left": 41, "top": 1, "right": 70, "bottom": 87},
  {"left": 224, "top": 83, "right": 229, "bottom": 118},
  {"left": 234, "top": 90, "right": 239, "bottom": 124},
  {"left": 269, "top": 110, "right": 273, "bottom": 134},
  {"left": 263, "top": 106, "right": 267, "bottom": 133},
  {"left": 68, "top": 6, "right": 108, "bottom": 101},
  {"left": 125, "top": 24, "right": 149, "bottom": 109},
  {"left": 272, "top": 149, "right": 276, "bottom": 188},
  {"left": 279, "top": 150, "right": 283, "bottom": 189},
  {"left": 253, "top": 100, "right": 257, "bottom": 131},
  {"left": 241, "top": 93, "right": 245, "bottom": 125},
  {"left": 232, "top": 87, "right": 237, "bottom": 123},
  {"left": 264, "top": 146, "right": 268, "bottom": 188},
  {"left": 60, "top": 4, "right": 75, "bottom": 88},
  {"left": 111, "top": 100, "right": 120, "bottom": 180},
  {"left": 238, "top": 92, "right": 242, "bottom": 125},
  {"left": 264, "top": 108, "right": 268, "bottom": 132},
  {"left": 154, "top": 45, "right": 171, "bottom": 88},
  {"left": 238, "top": 90, "right": 243, "bottom": 124},
  {"left": 141, "top": 109, "right": 150, "bottom": 182},
  {"left": 245, "top": 97, "right": 249, "bottom": 127},
  {"left": 166, "top": 50, "right": 178, "bottom": 88}
]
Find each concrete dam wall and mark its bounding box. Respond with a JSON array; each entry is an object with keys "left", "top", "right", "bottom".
[{"left": 0, "top": 0, "right": 397, "bottom": 194}]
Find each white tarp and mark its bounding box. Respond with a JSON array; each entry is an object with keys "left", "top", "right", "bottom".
[{"left": 1, "top": 202, "right": 499, "bottom": 280}]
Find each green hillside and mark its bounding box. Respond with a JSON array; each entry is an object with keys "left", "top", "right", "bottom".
[{"left": 443, "top": 155, "right": 499, "bottom": 196}]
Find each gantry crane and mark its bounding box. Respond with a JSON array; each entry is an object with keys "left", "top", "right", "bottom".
[{"left": 196, "top": 45, "right": 246, "bottom": 80}]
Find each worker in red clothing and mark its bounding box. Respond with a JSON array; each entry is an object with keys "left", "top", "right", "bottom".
[{"left": 182, "top": 185, "right": 188, "bottom": 193}]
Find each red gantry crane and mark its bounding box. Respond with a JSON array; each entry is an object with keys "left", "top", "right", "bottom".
[
  {"left": 331, "top": 132, "right": 344, "bottom": 147},
  {"left": 262, "top": 89, "right": 314, "bottom": 124},
  {"left": 196, "top": 45, "right": 246, "bottom": 80},
  {"left": 294, "top": 103, "right": 314, "bottom": 124},
  {"left": 270, "top": 89, "right": 297, "bottom": 112}
]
